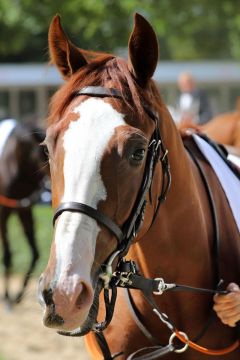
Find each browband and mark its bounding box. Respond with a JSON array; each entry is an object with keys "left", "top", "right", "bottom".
[
  {"left": 77, "top": 86, "right": 158, "bottom": 123},
  {"left": 77, "top": 86, "right": 122, "bottom": 99}
]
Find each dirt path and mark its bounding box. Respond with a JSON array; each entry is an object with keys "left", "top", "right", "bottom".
[{"left": 0, "top": 276, "right": 91, "bottom": 360}]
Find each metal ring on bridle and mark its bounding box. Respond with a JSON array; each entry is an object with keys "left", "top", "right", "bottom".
[{"left": 169, "top": 331, "right": 189, "bottom": 353}]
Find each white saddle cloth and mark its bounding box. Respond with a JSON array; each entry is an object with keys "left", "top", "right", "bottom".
[
  {"left": 228, "top": 154, "right": 240, "bottom": 168},
  {"left": 0, "top": 119, "right": 17, "bottom": 156},
  {"left": 193, "top": 134, "right": 240, "bottom": 233}
]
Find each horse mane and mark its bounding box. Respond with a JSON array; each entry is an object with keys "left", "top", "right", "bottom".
[{"left": 47, "top": 54, "right": 165, "bottom": 126}]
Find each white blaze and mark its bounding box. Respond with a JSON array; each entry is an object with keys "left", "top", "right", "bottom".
[{"left": 53, "top": 98, "right": 126, "bottom": 288}]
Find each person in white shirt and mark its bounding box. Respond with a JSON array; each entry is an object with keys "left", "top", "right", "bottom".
[{"left": 177, "top": 72, "right": 212, "bottom": 126}]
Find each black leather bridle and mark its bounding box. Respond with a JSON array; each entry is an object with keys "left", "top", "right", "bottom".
[{"left": 53, "top": 86, "right": 171, "bottom": 260}]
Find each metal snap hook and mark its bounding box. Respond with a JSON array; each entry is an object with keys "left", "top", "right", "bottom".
[
  {"left": 169, "top": 331, "right": 189, "bottom": 353},
  {"left": 153, "top": 278, "right": 176, "bottom": 295},
  {"left": 153, "top": 278, "right": 165, "bottom": 294}
]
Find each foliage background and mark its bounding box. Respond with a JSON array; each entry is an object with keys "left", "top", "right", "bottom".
[{"left": 0, "top": 0, "right": 240, "bottom": 63}]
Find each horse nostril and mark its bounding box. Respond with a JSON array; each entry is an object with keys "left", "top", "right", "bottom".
[
  {"left": 42, "top": 288, "right": 54, "bottom": 306},
  {"left": 75, "top": 283, "right": 91, "bottom": 310}
]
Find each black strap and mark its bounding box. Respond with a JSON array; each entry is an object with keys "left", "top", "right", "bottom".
[
  {"left": 77, "top": 86, "right": 123, "bottom": 99},
  {"left": 184, "top": 139, "right": 221, "bottom": 285},
  {"left": 111, "top": 260, "right": 228, "bottom": 295},
  {"left": 126, "top": 344, "right": 175, "bottom": 360},
  {"left": 53, "top": 202, "right": 123, "bottom": 243},
  {"left": 119, "top": 274, "right": 227, "bottom": 294},
  {"left": 125, "top": 288, "right": 161, "bottom": 344},
  {"left": 120, "top": 137, "right": 159, "bottom": 255},
  {"left": 94, "top": 331, "right": 123, "bottom": 359},
  {"left": 94, "top": 287, "right": 117, "bottom": 332},
  {"left": 77, "top": 86, "right": 159, "bottom": 124}
]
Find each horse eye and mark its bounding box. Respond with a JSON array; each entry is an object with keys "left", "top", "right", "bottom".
[{"left": 131, "top": 149, "right": 145, "bottom": 163}]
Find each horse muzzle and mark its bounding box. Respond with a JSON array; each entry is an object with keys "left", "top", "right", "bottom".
[{"left": 39, "top": 274, "right": 94, "bottom": 331}]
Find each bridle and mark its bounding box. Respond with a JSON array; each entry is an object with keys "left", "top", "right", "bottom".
[
  {"left": 53, "top": 85, "right": 171, "bottom": 277},
  {"left": 51, "top": 86, "right": 240, "bottom": 359},
  {"left": 52, "top": 84, "right": 170, "bottom": 340},
  {"left": 53, "top": 85, "right": 170, "bottom": 246}
]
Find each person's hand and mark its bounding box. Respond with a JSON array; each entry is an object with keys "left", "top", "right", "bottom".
[{"left": 213, "top": 283, "right": 240, "bottom": 327}]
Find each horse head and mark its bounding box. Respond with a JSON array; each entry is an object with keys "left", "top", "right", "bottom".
[{"left": 38, "top": 13, "right": 168, "bottom": 333}]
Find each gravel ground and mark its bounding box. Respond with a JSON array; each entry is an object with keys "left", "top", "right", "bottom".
[{"left": 0, "top": 276, "right": 91, "bottom": 360}]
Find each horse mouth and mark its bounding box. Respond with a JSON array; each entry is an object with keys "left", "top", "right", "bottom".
[{"left": 59, "top": 280, "right": 103, "bottom": 336}]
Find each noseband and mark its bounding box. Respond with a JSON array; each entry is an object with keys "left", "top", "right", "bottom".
[{"left": 53, "top": 86, "right": 170, "bottom": 258}]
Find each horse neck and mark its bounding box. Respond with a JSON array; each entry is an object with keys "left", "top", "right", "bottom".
[{"left": 129, "top": 113, "right": 212, "bottom": 281}]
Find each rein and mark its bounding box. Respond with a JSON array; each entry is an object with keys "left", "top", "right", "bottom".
[{"left": 53, "top": 86, "right": 239, "bottom": 359}]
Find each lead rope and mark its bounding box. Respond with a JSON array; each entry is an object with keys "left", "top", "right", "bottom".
[
  {"left": 123, "top": 284, "right": 240, "bottom": 359},
  {"left": 91, "top": 269, "right": 240, "bottom": 359},
  {"left": 174, "top": 331, "right": 239, "bottom": 356}
]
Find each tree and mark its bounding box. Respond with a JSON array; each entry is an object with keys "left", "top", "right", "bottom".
[{"left": 0, "top": 0, "right": 239, "bottom": 62}]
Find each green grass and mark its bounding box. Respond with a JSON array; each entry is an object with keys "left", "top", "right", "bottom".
[
  {"left": 0, "top": 205, "right": 53, "bottom": 276},
  {"left": 0, "top": 350, "right": 7, "bottom": 360}
]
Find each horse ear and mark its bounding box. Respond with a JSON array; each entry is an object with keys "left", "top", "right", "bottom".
[
  {"left": 128, "top": 13, "right": 159, "bottom": 87},
  {"left": 48, "top": 15, "right": 87, "bottom": 78}
]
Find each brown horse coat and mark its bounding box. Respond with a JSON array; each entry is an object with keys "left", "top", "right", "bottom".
[{"left": 39, "top": 13, "right": 240, "bottom": 360}]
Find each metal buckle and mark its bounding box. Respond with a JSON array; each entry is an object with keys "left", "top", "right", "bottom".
[
  {"left": 113, "top": 260, "right": 137, "bottom": 287},
  {"left": 99, "top": 250, "right": 122, "bottom": 289},
  {"left": 169, "top": 331, "right": 189, "bottom": 353},
  {"left": 155, "top": 139, "right": 161, "bottom": 152},
  {"left": 153, "top": 278, "right": 176, "bottom": 295},
  {"left": 118, "top": 272, "right": 133, "bottom": 287},
  {"left": 148, "top": 139, "right": 156, "bottom": 149},
  {"left": 160, "top": 149, "right": 169, "bottom": 162}
]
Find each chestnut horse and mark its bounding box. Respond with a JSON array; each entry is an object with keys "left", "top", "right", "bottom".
[
  {"left": 202, "top": 111, "right": 240, "bottom": 156},
  {"left": 38, "top": 14, "right": 240, "bottom": 360},
  {"left": 0, "top": 119, "right": 47, "bottom": 304}
]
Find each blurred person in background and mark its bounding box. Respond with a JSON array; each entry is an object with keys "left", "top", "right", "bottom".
[{"left": 177, "top": 72, "right": 212, "bottom": 127}]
